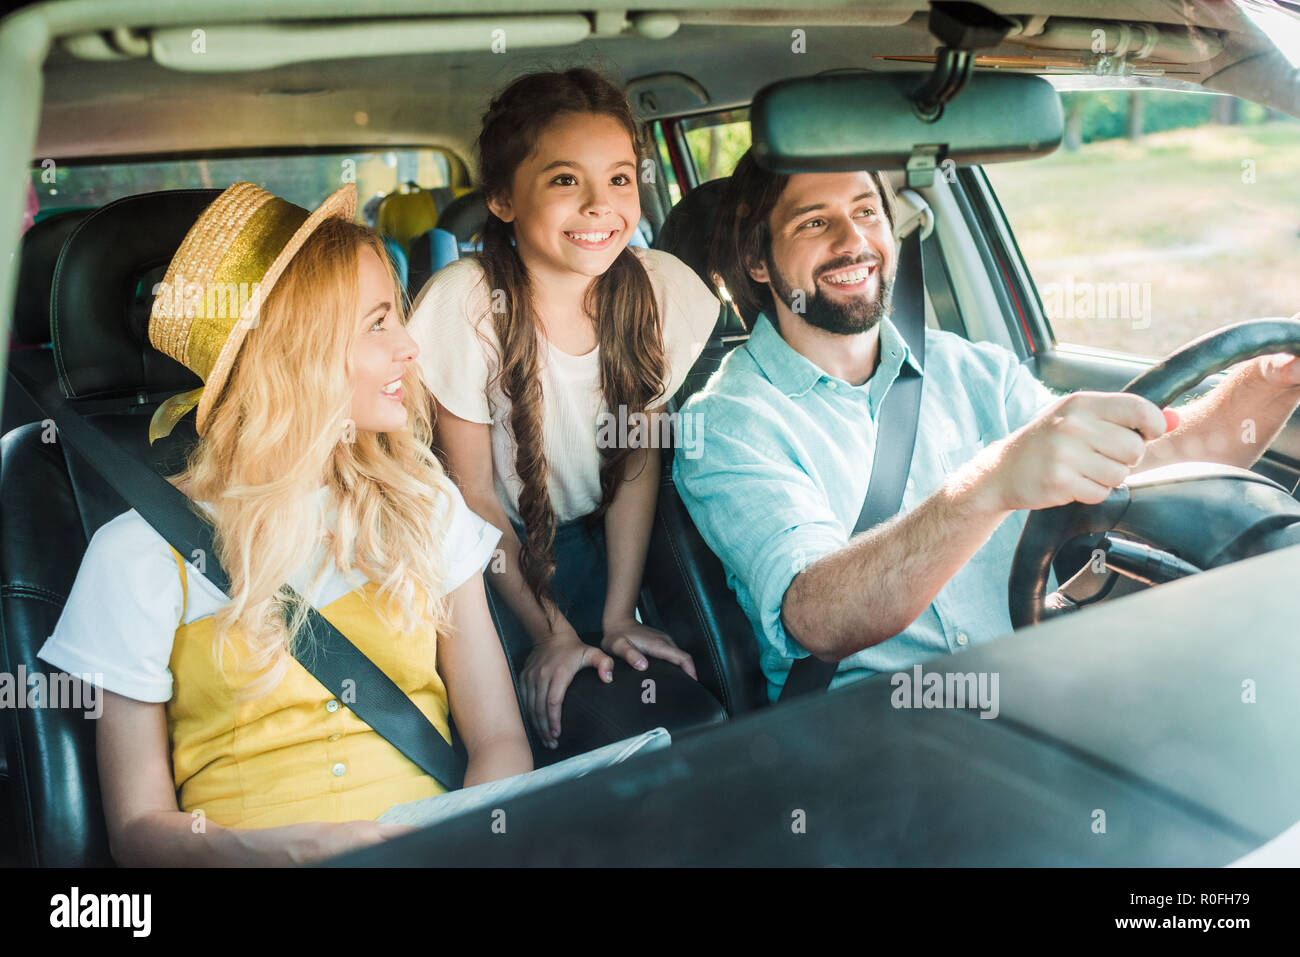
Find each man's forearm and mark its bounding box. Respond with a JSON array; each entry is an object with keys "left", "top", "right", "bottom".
[
  {"left": 1141, "top": 358, "right": 1300, "bottom": 470},
  {"left": 781, "top": 462, "right": 1011, "bottom": 661}
]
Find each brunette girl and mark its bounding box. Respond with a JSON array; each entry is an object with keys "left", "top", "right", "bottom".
[{"left": 409, "top": 70, "right": 721, "bottom": 752}]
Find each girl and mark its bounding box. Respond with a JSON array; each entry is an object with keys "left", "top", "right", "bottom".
[
  {"left": 39, "top": 182, "right": 533, "bottom": 865},
  {"left": 409, "top": 69, "right": 722, "bottom": 752}
]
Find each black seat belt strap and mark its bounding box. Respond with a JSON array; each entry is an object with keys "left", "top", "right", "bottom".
[
  {"left": 779, "top": 228, "right": 928, "bottom": 702},
  {"left": 10, "top": 364, "right": 466, "bottom": 790}
]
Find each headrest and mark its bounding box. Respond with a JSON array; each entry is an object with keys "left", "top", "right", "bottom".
[
  {"left": 436, "top": 190, "right": 488, "bottom": 244},
  {"left": 652, "top": 177, "right": 731, "bottom": 291},
  {"left": 376, "top": 187, "right": 439, "bottom": 253},
  {"left": 12, "top": 209, "right": 92, "bottom": 346},
  {"left": 51, "top": 189, "right": 221, "bottom": 401}
]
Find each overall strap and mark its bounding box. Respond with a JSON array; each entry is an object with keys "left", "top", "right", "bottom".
[{"left": 168, "top": 546, "right": 189, "bottom": 623}]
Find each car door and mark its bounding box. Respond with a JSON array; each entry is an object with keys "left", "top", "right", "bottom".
[{"left": 970, "top": 81, "right": 1300, "bottom": 493}]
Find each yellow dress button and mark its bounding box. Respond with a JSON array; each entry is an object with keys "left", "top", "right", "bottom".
[
  {"left": 325, "top": 699, "right": 340, "bottom": 713},
  {"left": 328, "top": 733, "right": 341, "bottom": 742},
  {"left": 332, "top": 763, "right": 346, "bottom": 777}
]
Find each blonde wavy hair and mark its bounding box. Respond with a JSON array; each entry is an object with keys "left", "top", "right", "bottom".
[{"left": 173, "top": 217, "right": 457, "bottom": 697}]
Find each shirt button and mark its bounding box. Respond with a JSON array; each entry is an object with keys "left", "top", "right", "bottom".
[
  {"left": 956, "top": 632, "right": 969, "bottom": 646},
  {"left": 827, "top": 381, "right": 838, "bottom": 389},
  {"left": 332, "top": 762, "right": 347, "bottom": 777},
  {"left": 906, "top": 478, "right": 916, "bottom": 491},
  {"left": 325, "top": 699, "right": 340, "bottom": 712},
  {"left": 328, "top": 733, "right": 341, "bottom": 742}
]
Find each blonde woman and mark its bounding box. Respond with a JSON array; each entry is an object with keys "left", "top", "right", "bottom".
[{"left": 38, "top": 182, "right": 532, "bottom": 866}]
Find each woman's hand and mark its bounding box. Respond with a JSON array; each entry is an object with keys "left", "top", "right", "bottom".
[
  {"left": 520, "top": 629, "right": 615, "bottom": 749},
  {"left": 600, "top": 618, "right": 697, "bottom": 680},
  {"left": 227, "top": 819, "right": 416, "bottom": 866}
]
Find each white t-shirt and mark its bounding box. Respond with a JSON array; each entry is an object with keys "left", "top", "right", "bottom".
[
  {"left": 37, "top": 483, "right": 501, "bottom": 704},
  {"left": 409, "top": 246, "right": 720, "bottom": 525}
]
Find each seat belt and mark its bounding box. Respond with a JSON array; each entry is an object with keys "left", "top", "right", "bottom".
[
  {"left": 778, "top": 228, "right": 928, "bottom": 702},
  {"left": 9, "top": 362, "right": 467, "bottom": 790}
]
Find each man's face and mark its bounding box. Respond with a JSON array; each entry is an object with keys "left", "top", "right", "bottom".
[{"left": 748, "top": 171, "right": 897, "bottom": 335}]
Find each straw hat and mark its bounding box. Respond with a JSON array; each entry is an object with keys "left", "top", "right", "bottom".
[{"left": 147, "top": 181, "right": 357, "bottom": 441}]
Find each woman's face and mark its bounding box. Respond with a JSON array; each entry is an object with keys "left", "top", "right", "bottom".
[
  {"left": 349, "top": 245, "right": 418, "bottom": 433},
  {"left": 486, "top": 112, "right": 642, "bottom": 287}
]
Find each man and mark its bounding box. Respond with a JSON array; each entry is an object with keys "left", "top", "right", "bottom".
[{"left": 674, "top": 149, "right": 1300, "bottom": 702}]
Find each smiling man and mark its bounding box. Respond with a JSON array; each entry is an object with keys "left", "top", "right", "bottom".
[{"left": 674, "top": 149, "right": 1300, "bottom": 702}]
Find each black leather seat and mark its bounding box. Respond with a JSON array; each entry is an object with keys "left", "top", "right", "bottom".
[
  {"left": 1, "top": 208, "right": 93, "bottom": 863},
  {"left": 434, "top": 188, "right": 489, "bottom": 245},
  {"left": 3, "top": 212, "right": 94, "bottom": 848},
  {"left": 0, "top": 189, "right": 217, "bottom": 866},
  {"left": 4, "top": 209, "right": 93, "bottom": 437},
  {"left": 640, "top": 178, "right": 770, "bottom": 716}
]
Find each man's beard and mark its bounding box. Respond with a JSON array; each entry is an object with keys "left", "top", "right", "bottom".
[{"left": 768, "top": 254, "right": 895, "bottom": 336}]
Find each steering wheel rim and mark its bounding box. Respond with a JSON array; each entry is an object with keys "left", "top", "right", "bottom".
[{"left": 1009, "top": 317, "right": 1300, "bottom": 629}]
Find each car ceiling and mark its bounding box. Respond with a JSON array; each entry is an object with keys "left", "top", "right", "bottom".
[{"left": 25, "top": 0, "right": 1293, "bottom": 165}]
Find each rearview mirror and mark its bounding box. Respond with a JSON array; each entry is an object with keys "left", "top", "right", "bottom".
[{"left": 751, "top": 72, "right": 1063, "bottom": 186}]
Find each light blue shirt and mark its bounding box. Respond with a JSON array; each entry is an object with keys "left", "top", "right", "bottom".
[{"left": 674, "top": 312, "right": 1058, "bottom": 701}]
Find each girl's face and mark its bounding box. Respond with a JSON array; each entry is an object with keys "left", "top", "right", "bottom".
[
  {"left": 349, "top": 245, "right": 418, "bottom": 433},
  {"left": 487, "top": 112, "right": 641, "bottom": 287}
]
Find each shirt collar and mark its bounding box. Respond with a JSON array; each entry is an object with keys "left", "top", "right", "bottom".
[{"left": 746, "top": 311, "right": 924, "bottom": 399}]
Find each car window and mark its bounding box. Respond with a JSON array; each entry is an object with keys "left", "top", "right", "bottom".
[
  {"left": 28, "top": 148, "right": 454, "bottom": 221},
  {"left": 681, "top": 108, "right": 752, "bottom": 182},
  {"left": 986, "top": 87, "right": 1300, "bottom": 359}
]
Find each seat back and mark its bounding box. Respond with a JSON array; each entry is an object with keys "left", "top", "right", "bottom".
[
  {"left": 0, "top": 189, "right": 218, "bottom": 866},
  {"left": 639, "top": 178, "right": 769, "bottom": 715}
]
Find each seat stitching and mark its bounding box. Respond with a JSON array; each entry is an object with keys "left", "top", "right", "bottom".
[{"left": 0, "top": 583, "right": 68, "bottom": 606}]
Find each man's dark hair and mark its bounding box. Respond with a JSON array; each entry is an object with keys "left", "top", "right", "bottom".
[{"left": 709, "top": 149, "right": 898, "bottom": 325}]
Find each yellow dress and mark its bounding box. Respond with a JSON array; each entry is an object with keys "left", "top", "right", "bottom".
[{"left": 164, "top": 548, "right": 449, "bottom": 828}]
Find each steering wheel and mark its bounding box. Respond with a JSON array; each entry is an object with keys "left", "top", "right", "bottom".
[{"left": 1009, "top": 318, "right": 1300, "bottom": 629}]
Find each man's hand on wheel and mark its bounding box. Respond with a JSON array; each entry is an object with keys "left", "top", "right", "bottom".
[{"left": 970, "top": 392, "right": 1173, "bottom": 513}]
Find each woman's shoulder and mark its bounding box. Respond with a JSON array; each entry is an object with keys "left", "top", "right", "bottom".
[
  {"left": 38, "top": 509, "right": 190, "bottom": 703},
  {"left": 89, "top": 508, "right": 183, "bottom": 565},
  {"left": 438, "top": 479, "right": 503, "bottom": 595}
]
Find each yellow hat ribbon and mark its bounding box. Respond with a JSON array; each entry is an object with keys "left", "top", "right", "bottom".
[{"left": 149, "top": 386, "right": 205, "bottom": 445}]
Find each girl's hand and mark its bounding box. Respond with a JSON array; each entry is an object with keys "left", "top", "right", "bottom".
[
  {"left": 520, "top": 630, "right": 615, "bottom": 749},
  {"left": 600, "top": 619, "right": 698, "bottom": 681}
]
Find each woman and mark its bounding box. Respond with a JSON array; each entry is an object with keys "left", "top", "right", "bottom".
[{"left": 39, "top": 181, "right": 532, "bottom": 865}]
